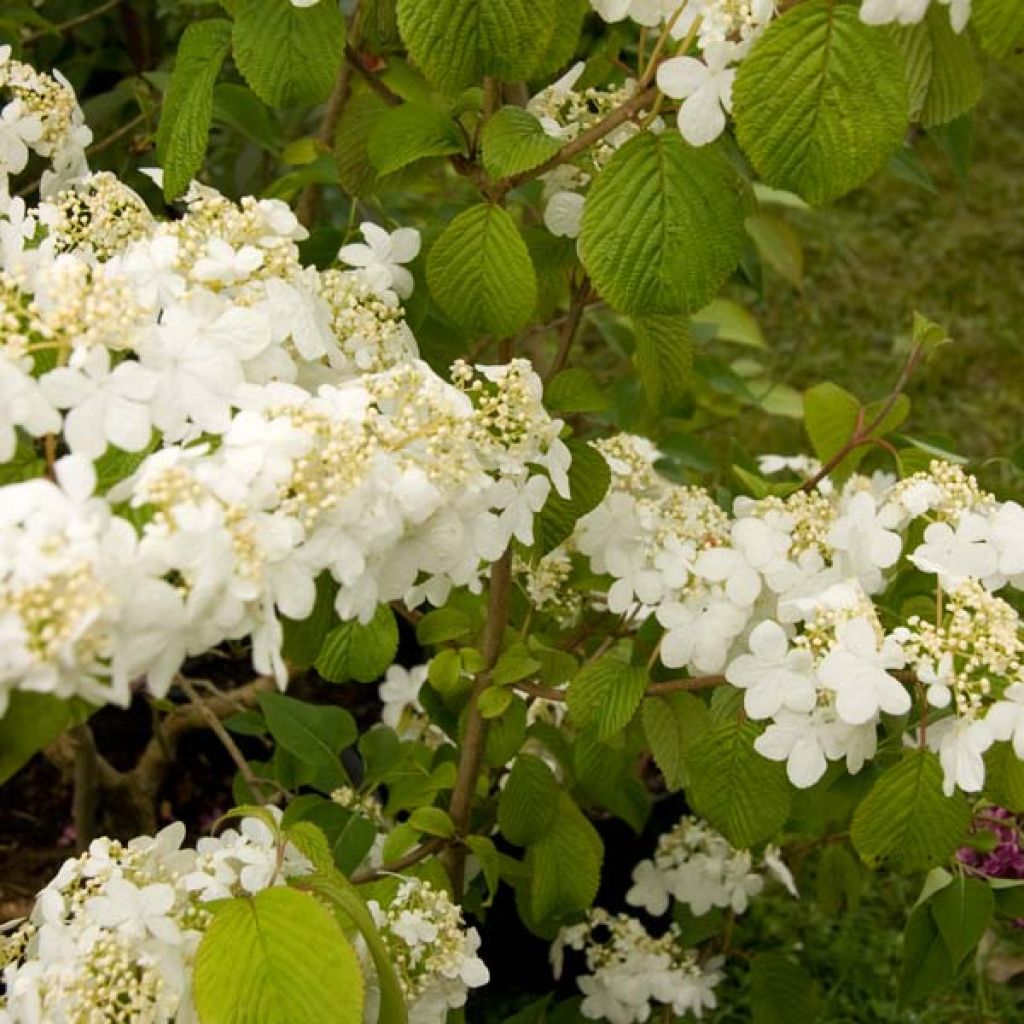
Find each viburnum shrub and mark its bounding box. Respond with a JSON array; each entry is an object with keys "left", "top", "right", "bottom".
[{"left": 0, "top": 0, "right": 1022, "bottom": 1020}]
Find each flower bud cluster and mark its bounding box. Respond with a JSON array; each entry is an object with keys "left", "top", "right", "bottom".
[{"left": 365, "top": 879, "right": 489, "bottom": 1024}]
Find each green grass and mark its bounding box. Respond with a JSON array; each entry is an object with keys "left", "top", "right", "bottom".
[{"left": 739, "top": 61, "right": 1024, "bottom": 495}]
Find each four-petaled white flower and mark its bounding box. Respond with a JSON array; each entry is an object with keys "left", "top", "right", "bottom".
[
  {"left": 726, "top": 620, "right": 818, "bottom": 719},
  {"left": 928, "top": 715, "right": 994, "bottom": 796},
  {"left": 86, "top": 877, "right": 181, "bottom": 945},
  {"left": 909, "top": 514, "right": 999, "bottom": 587},
  {"left": 657, "top": 45, "right": 736, "bottom": 147},
  {"left": 818, "top": 617, "right": 909, "bottom": 725},
  {"left": 339, "top": 222, "right": 421, "bottom": 299}
]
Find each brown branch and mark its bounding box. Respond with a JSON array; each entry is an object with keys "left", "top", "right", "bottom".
[
  {"left": 514, "top": 673, "right": 728, "bottom": 703},
  {"left": 544, "top": 276, "right": 591, "bottom": 383},
  {"left": 445, "top": 551, "right": 513, "bottom": 891},
  {"left": 344, "top": 44, "right": 402, "bottom": 108},
  {"left": 493, "top": 86, "right": 658, "bottom": 198},
  {"left": 350, "top": 837, "right": 447, "bottom": 884}
]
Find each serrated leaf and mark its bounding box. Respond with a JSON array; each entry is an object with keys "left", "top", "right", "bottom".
[
  {"left": 579, "top": 132, "right": 746, "bottom": 315},
  {"left": 481, "top": 106, "right": 562, "bottom": 179},
  {"left": 632, "top": 314, "right": 694, "bottom": 411},
  {"left": 544, "top": 368, "right": 608, "bottom": 414},
  {"left": 567, "top": 654, "right": 647, "bottom": 741},
  {"left": 367, "top": 102, "right": 463, "bottom": 175},
  {"left": 896, "top": 10, "right": 983, "bottom": 128},
  {"left": 527, "top": 792, "right": 603, "bottom": 926},
  {"left": 573, "top": 733, "right": 650, "bottom": 833},
  {"left": 529, "top": 0, "right": 588, "bottom": 79},
  {"left": 533, "top": 440, "right": 611, "bottom": 555},
  {"left": 733, "top": 1, "right": 908, "bottom": 204},
  {"left": 851, "top": 750, "right": 971, "bottom": 871},
  {"left": 426, "top": 203, "right": 537, "bottom": 337},
  {"left": 684, "top": 719, "right": 791, "bottom": 848},
  {"left": 315, "top": 605, "right": 398, "bottom": 684},
  {"left": 984, "top": 741, "right": 1024, "bottom": 812},
  {"left": 641, "top": 692, "right": 710, "bottom": 791},
  {"left": 972, "top": 0, "right": 1024, "bottom": 58},
  {"left": 156, "top": 19, "right": 233, "bottom": 200},
  {"left": 258, "top": 692, "right": 356, "bottom": 769},
  {"left": 396, "top": 0, "right": 560, "bottom": 94},
  {"left": 498, "top": 754, "right": 560, "bottom": 846},
  {"left": 193, "top": 888, "right": 363, "bottom": 1024},
  {"left": 233, "top": 0, "right": 346, "bottom": 109},
  {"left": 929, "top": 874, "right": 993, "bottom": 969},
  {"left": 750, "top": 954, "right": 820, "bottom": 1024}
]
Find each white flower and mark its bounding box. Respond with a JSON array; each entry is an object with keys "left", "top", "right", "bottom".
[
  {"left": 909, "top": 514, "right": 998, "bottom": 588},
  {"left": 860, "top": 0, "right": 970, "bottom": 32},
  {"left": 379, "top": 663, "right": 428, "bottom": 732},
  {"left": 755, "top": 710, "right": 831, "bottom": 788},
  {"left": 338, "top": 222, "right": 421, "bottom": 299},
  {"left": 543, "top": 190, "right": 586, "bottom": 238},
  {"left": 40, "top": 347, "right": 158, "bottom": 457},
  {"left": 86, "top": 878, "right": 181, "bottom": 945},
  {"left": 625, "top": 859, "right": 671, "bottom": 916},
  {"left": 726, "top": 620, "right": 817, "bottom": 719},
  {"left": 928, "top": 715, "right": 993, "bottom": 796},
  {"left": 693, "top": 543, "right": 761, "bottom": 606},
  {"left": 0, "top": 352, "right": 61, "bottom": 459},
  {"left": 657, "top": 46, "right": 736, "bottom": 147},
  {"left": 818, "top": 617, "right": 909, "bottom": 725},
  {"left": 656, "top": 592, "right": 749, "bottom": 673},
  {"left": 986, "top": 683, "right": 1024, "bottom": 760},
  {"left": 828, "top": 491, "right": 902, "bottom": 593},
  {"left": 989, "top": 501, "right": 1024, "bottom": 583}
]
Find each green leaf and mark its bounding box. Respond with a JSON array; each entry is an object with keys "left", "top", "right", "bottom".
[
  {"left": 0, "top": 693, "right": 82, "bottom": 784},
  {"left": 641, "top": 692, "right": 710, "bottom": 791},
  {"left": 733, "top": 1, "right": 908, "bottom": 204},
  {"left": 527, "top": 792, "right": 603, "bottom": 926},
  {"left": 632, "top": 314, "right": 694, "bottom": 412},
  {"left": 193, "top": 888, "right": 363, "bottom": 1024},
  {"left": 815, "top": 844, "right": 862, "bottom": 916},
  {"left": 498, "top": 754, "right": 560, "bottom": 846},
  {"left": 804, "top": 381, "right": 860, "bottom": 463},
  {"left": 985, "top": 741, "right": 1024, "bottom": 812},
  {"left": 684, "top": 720, "right": 791, "bottom": 848},
  {"left": 233, "top": 0, "right": 346, "bottom": 109},
  {"left": 396, "top": 0, "right": 560, "bottom": 94},
  {"left": 900, "top": 902, "right": 956, "bottom": 1003},
  {"left": 491, "top": 646, "right": 542, "bottom": 686},
  {"left": 533, "top": 440, "right": 611, "bottom": 555},
  {"left": 466, "top": 835, "right": 501, "bottom": 905},
  {"left": 281, "top": 573, "right": 338, "bottom": 671},
  {"left": 750, "top": 954, "right": 820, "bottom": 1024},
  {"left": 692, "top": 298, "right": 766, "bottom": 349},
  {"left": 573, "top": 733, "right": 650, "bottom": 833},
  {"left": 0, "top": 435, "right": 45, "bottom": 484},
  {"left": 895, "top": 10, "right": 983, "bottom": 128},
  {"left": 409, "top": 806, "right": 456, "bottom": 838},
  {"left": 744, "top": 214, "right": 804, "bottom": 288},
  {"left": 478, "top": 686, "right": 514, "bottom": 719},
  {"left": 315, "top": 605, "right": 399, "bottom": 684},
  {"left": 544, "top": 369, "right": 608, "bottom": 414},
  {"left": 213, "top": 83, "right": 282, "bottom": 154},
  {"left": 929, "top": 874, "right": 994, "bottom": 968},
  {"left": 579, "top": 132, "right": 746, "bottom": 315},
  {"left": 257, "top": 692, "right": 356, "bottom": 769},
  {"left": 481, "top": 106, "right": 562, "bottom": 179},
  {"left": 156, "top": 19, "right": 233, "bottom": 200},
  {"left": 426, "top": 203, "right": 537, "bottom": 337},
  {"left": 367, "top": 102, "right": 464, "bottom": 175},
  {"left": 972, "top": 0, "right": 1024, "bottom": 58},
  {"left": 567, "top": 653, "right": 647, "bottom": 741},
  {"left": 529, "top": 0, "right": 588, "bottom": 79},
  {"left": 851, "top": 750, "right": 971, "bottom": 872}
]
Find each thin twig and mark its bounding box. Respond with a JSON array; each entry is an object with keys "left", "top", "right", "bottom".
[
  {"left": 345, "top": 43, "right": 402, "bottom": 108},
  {"left": 350, "top": 837, "right": 447, "bottom": 884},
  {"left": 445, "top": 551, "right": 513, "bottom": 891},
  {"left": 544, "top": 276, "right": 591, "bottom": 382},
  {"left": 177, "top": 677, "right": 269, "bottom": 803},
  {"left": 801, "top": 342, "right": 924, "bottom": 493},
  {"left": 23, "top": 0, "right": 122, "bottom": 44},
  {"left": 514, "top": 672, "right": 728, "bottom": 703}
]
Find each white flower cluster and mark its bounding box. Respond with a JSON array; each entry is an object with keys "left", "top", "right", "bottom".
[
  {"left": 0, "top": 813, "right": 305, "bottom": 1023},
  {"left": 527, "top": 64, "right": 656, "bottom": 239},
  {"left": 0, "top": 46, "right": 91, "bottom": 209},
  {"left": 0, "top": 60, "right": 571, "bottom": 715},
  {"left": 552, "top": 910, "right": 724, "bottom": 1024},
  {"left": 626, "top": 816, "right": 796, "bottom": 918},
  {"left": 365, "top": 879, "right": 489, "bottom": 1024},
  {"left": 559, "top": 436, "right": 1024, "bottom": 797}
]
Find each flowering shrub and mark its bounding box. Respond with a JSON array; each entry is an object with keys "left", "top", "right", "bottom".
[{"left": 1, "top": 0, "right": 1023, "bottom": 1021}]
